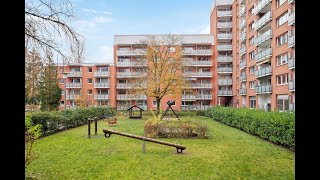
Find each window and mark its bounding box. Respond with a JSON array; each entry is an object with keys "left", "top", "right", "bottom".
[
  {"left": 88, "top": 89, "right": 92, "bottom": 95},
  {"left": 277, "top": 32, "right": 288, "bottom": 46},
  {"left": 249, "top": 7, "right": 254, "bottom": 17},
  {"left": 276, "top": 0, "right": 286, "bottom": 8},
  {"left": 249, "top": 36, "right": 254, "bottom": 45},
  {"left": 250, "top": 96, "right": 256, "bottom": 109},
  {"left": 153, "top": 101, "right": 157, "bottom": 106},
  {"left": 277, "top": 53, "right": 288, "bottom": 66},
  {"left": 249, "top": 81, "right": 255, "bottom": 89},
  {"left": 276, "top": 12, "right": 288, "bottom": 27},
  {"left": 249, "top": 51, "right": 255, "bottom": 60},
  {"left": 88, "top": 67, "right": 92, "bottom": 72},
  {"left": 249, "top": 21, "right": 254, "bottom": 31},
  {"left": 277, "top": 74, "right": 288, "bottom": 85},
  {"left": 249, "top": 66, "right": 255, "bottom": 74},
  {"left": 59, "top": 78, "right": 65, "bottom": 83},
  {"left": 277, "top": 95, "right": 289, "bottom": 111},
  {"left": 60, "top": 101, "right": 64, "bottom": 105},
  {"left": 88, "top": 78, "right": 92, "bottom": 83}
]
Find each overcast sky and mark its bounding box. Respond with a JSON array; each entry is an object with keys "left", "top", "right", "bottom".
[{"left": 70, "top": 0, "right": 213, "bottom": 63}]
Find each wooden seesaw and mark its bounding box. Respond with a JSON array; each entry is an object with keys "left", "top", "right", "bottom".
[{"left": 103, "top": 129, "right": 186, "bottom": 153}]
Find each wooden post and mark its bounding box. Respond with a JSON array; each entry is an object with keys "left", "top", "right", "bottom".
[
  {"left": 94, "top": 118, "right": 97, "bottom": 135},
  {"left": 88, "top": 118, "right": 91, "bottom": 138}
]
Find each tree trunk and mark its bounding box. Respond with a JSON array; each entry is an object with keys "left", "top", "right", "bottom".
[{"left": 156, "top": 98, "right": 161, "bottom": 115}]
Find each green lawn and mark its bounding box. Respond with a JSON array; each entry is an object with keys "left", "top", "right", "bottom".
[{"left": 26, "top": 116, "right": 295, "bottom": 179}]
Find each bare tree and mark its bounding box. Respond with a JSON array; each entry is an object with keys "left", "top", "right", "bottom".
[
  {"left": 25, "top": 0, "right": 83, "bottom": 63},
  {"left": 130, "top": 34, "right": 187, "bottom": 115}
]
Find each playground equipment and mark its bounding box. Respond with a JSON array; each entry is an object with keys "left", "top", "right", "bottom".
[
  {"left": 127, "top": 105, "right": 144, "bottom": 119},
  {"left": 108, "top": 117, "right": 117, "bottom": 124},
  {"left": 103, "top": 129, "right": 186, "bottom": 153},
  {"left": 160, "top": 101, "right": 180, "bottom": 120},
  {"left": 87, "top": 117, "right": 98, "bottom": 138}
]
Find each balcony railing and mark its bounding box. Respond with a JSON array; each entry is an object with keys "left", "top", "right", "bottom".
[
  {"left": 253, "top": 0, "right": 272, "bottom": 15},
  {"left": 116, "top": 61, "right": 145, "bottom": 67},
  {"left": 116, "top": 106, "right": 130, "bottom": 111},
  {"left": 65, "top": 94, "right": 80, "bottom": 100},
  {"left": 217, "top": 11, "right": 232, "bottom": 17},
  {"left": 240, "top": 88, "right": 247, "bottom": 95},
  {"left": 94, "top": 83, "right": 110, "bottom": 88},
  {"left": 217, "top": 33, "right": 232, "bottom": 39},
  {"left": 254, "top": 48, "right": 272, "bottom": 62},
  {"left": 240, "top": 60, "right": 247, "bottom": 69},
  {"left": 239, "top": 19, "right": 246, "bottom": 29},
  {"left": 181, "top": 105, "right": 210, "bottom": 111},
  {"left": 218, "top": 67, "right": 233, "bottom": 73},
  {"left": 217, "top": 22, "right": 233, "bottom": 28},
  {"left": 183, "top": 72, "right": 212, "bottom": 77},
  {"left": 218, "top": 79, "right": 233, "bottom": 85},
  {"left": 288, "top": 80, "right": 295, "bottom": 91},
  {"left": 116, "top": 94, "right": 147, "bottom": 100},
  {"left": 218, "top": 90, "right": 233, "bottom": 96},
  {"left": 196, "top": 94, "right": 212, "bottom": 100},
  {"left": 288, "top": 12, "right": 295, "bottom": 26},
  {"left": 185, "top": 83, "right": 212, "bottom": 88},
  {"left": 66, "top": 83, "right": 82, "bottom": 88},
  {"left": 117, "top": 72, "right": 146, "bottom": 78},
  {"left": 240, "top": 74, "right": 247, "bottom": 82},
  {"left": 288, "top": 57, "right": 295, "bottom": 69},
  {"left": 288, "top": 35, "right": 295, "bottom": 48},
  {"left": 182, "top": 49, "right": 213, "bottom": 56},
  {"left": 117, "top": 83, "right": 147, "bottom": 89},
  {"left": 255, "top": 66, "right": 272, "bottom": 78},
  {"left": 217, "top": 44, "right": 232, "bottom": 51},
  {"left": 181, "top": 95, "right": 196, "bottom": 100},
  {"left": 94, "top": 94, "right": 109, "bottom": 100},
  {"left": 217, "top": 56, "right": 233, "bottom": 62},
  {"left": 183, "top": 61, "right": 212, "bottom": 66},
  {"left": 239, "top": 6, "right": 246, "bottom": 16},
  {"left": 254, "top": 11, "right": 272, "bottom": 31},
  {"left": 67, "top": 71, "right": 82, "bottom": 77},
  {"left": 240, "top": 32, "right": 246, "bottom": 42},
  {"left": 240, "top": 47, "right": 246, "bottom": 56},
  {"left": 289, "top": 103, "right": 295, "bottom": 111},
  {"left": 94, "top": 71, "right": 110, "bottom": 77},
  {"left": 254, "top": 29, "right": 272, "bottom": 46},
  {"left": 288, "top": 0, "right": 295, "bottom": 4},
  {"left": 255, "top": 84, "right": 272, "bottom": 94},
  {"left": 116, "top": 49, "right": 146, "bottom": 56}
]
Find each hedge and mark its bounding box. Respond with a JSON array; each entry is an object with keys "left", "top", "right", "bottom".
[
  {"left": 205, "top": 106, "right": 295, "bottom": 150},
  {"left": 30, "top": 107, "right": 115, "bottom": 135}
]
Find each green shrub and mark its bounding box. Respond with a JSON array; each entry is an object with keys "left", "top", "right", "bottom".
[{"left": 205, "top": 106, "right": 295, "bottom": 149}]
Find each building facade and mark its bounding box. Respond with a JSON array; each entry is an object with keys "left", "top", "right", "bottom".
[{"left": 210, "top": 0, "right": 295, "bottom": 111}]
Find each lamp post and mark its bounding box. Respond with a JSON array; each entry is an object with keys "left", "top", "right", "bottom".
[{"left": 61, "top": 71, "right": 69, "bottom": 116}]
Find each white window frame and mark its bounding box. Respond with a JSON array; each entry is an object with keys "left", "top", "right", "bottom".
[
  {"left": 277, "top": 0, "right": 286, "bottom": 8},
  {"left": 88, "top": 89, "right": 92, "bottom": 95},
  {"left": 277, "top": 12, "right": 288, "bottom": 27},
  {"left": 249, "top": 81, "right": 255, "bottom": 89},
  {"left": 249, "top": 96, "right": 256, "bottom": 109},
  {"left": 277, "top": 32, "right": 288, "bottom": 47},
  {"left": 277, "top": 53, "right": 288, "bottom": 66},
  {"left": 249, "top": 66, "right": 255, "bottom": 75},
  {"left": 88, "top": 78, "right": 92, "bottom": 84},
  {"left": 277, "top": 95, "right": 289, "bottom": 111},
  {"left": 277, "top": 74, "right": 288, "bottom": 85}
]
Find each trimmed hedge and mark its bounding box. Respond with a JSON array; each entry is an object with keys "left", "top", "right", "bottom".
[
  {"left": 30, "top": 107, "right": 115, "bottom": 135},
  {"left": 205, "top": 106, "right": 295, "bottom": 150}
]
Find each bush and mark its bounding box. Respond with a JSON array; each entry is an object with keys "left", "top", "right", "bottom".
[
  {"left": 205, "top": 106, "right": 295, "bottom": 149},
  {"left": 30, "top": 107, "right": 115, "bottom": 135}
]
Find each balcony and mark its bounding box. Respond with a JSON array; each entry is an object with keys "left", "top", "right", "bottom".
[
  {"left": 240, "top": 60, "right": 247, "bottom": 69},
  {"left": 94, "top": 83, "right": 110, "bottom": 88},
  {"left": 217, "top": 22, "right": 233, "bottom": 29},
  {"left": 66, "top": 83, "right": 82, "bottom": 88},
  {"left": 239, "top": 19, "right": 246, "bottom": 29},
  {"left": 65, "top": 94, "right": 80, "bottom": 100},
  {"left": 116, "top": 106, "right": 129, "bottom": 111},
  {"left": 255, "top": 84, "right": 272, "bottom": 94},
  {"left": 67, "top": 71, "right": 82, "bottom": 77},
  {"left": 288, "top": 56, "right": 295, "bottom": 70},
  {"left": 116, "top": 49, "right": 146, "bottom": 56},
  {"left": 186, "top": 83, "right": 212, "bottom": 89},
  {"left": 94, "top": 71, "right": 110, "bottom": 77},
  {"left": 182, "top": 49, "right": 213, "bottom": 56},
  {"left": 218, "top": 79, "right": 233, "bottom": 85},
  {"left": 217, "top": 11, "right": 232, "bottom": 17},
  {"left": 217, "top": 56, "right": 233, "bottom": 63},
  {"left": 181, "top": 105, "right": 210, "bottom": 111},
  {"left": 288, "top": 0, "right": 295, "bottom": 4},
  {"left": 218, "top": 90, "right": 233, "bottom": 96},
  {"left": 217, "top": 33, "right": 232, "bottom": 40},
  {"left": 240, "top": 32, "right": 246, "bottom": 43},
  {"left": 116, "top": 61, "right": 145, "bottom": 67},
  {"left": 254, "top": 29, "right": 272, "bottom": 46},
  {"left": 254, "top": 11, "right": 272, "bottom": 31},
  {"left": 240, "top": 74, "right": 247, "bottom": 82},
  {"left": 255, "top": 66, "right": 272, "bottom": 78},
  {"left": 239, "top": 6, "right": 246, "bottom": 16},
  {"left": 218, "top": 67, "right": 233, "bottom": 73},
  {"left": 288, "top": 12, "right": 295, "bottom": 26},
  {"left": 240, "top": 88, "right": 247, "bottom": 95},
  {"left": 117, "top": 94, "right": 147, "bottom": 100},
  {"left": 183, "top": 60, "right": 212, "bottom": 66},
  {"left": 181, "top": 95, "right": 196, "bottom": 100},
  {"left": 240, "top": 46, "right": 246, "bottom": 56},
  {"left": 217, "top": 44, "right": 232, "bottom": 51},
  {"left": 117, "top": 83, "right": 147, "bottom": 89},
  {"left": 94, "top": 94, "right": 109, "bottom": 100},
  {"left": 288, "top": 80, "right": 295, "bottom": 91},
  {"left": 183, "top": 72, "right": 212, "bottom": 77},
  {"left": 196, "top": 94, "right": 212, "bottom": 100},
  {"left": 253, "top": 0, "right": 272, "bottom": 15},
  {"left": 289, "top": 103, "right": 295, "bottom": 111},
  {"left": 254, "top": 48, "right": 272, "bottom": 63},
  {"left": 117, "top": 72, "right": 146, "bottom": 78},
  {"left": 288, "top": 35, "right": 295, "bottom": 48}
]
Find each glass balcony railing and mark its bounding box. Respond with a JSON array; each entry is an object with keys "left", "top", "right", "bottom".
[
  {"left": 254, "top": 48, "right": 272, "bottom": 62},
  {"left": 240, "top": 74, "right": 247, "bottom": 82},
  {"left": 254, "top": 29, "right": 272, "bottom": 46},
  {"left": 255, "top": 84, "right": 272, "bottom": 94},
  {"left": 218, "top": 90, "right": 233, "bottom": 96},
  {"left": 288, "top": 80, "right": 295, "bottom": 91},
  {"left": 255, "top": 66, "right": 272, "bottom": 78},
  {"left": 254, "top": 11, "right": 272, "bottom": 31},
  {"left": 240, "top": 88, "right": 247, "bottom": 95},
  {"left": 217, "top": 56, "right": 233, "bottom": 62}
]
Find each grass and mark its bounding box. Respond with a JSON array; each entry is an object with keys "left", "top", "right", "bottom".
[{"left": 26, "top": 116, "right": 295, "bottom": 179}]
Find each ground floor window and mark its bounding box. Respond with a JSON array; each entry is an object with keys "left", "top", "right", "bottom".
[
  {"left": 249, "top": 96, "right": 256, "bottom": 109},
  {"left": 277, "top": 95, "right": 289, "bottom": 111}
]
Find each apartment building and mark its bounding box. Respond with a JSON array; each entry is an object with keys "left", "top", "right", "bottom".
[{"left": 210, "top": 0, "right": 295, "bottom": 111}]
